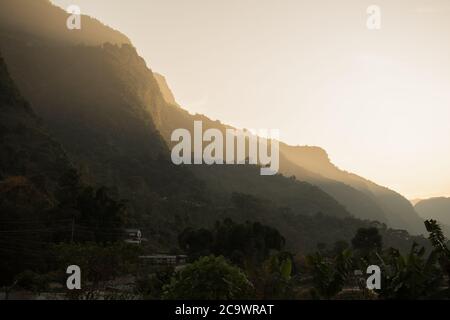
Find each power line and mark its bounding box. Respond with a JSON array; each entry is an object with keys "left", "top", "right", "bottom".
[{"left": 0, "top": 218, "right": 73, "bottom": 223}]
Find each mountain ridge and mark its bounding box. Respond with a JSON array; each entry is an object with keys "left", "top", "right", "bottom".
[
  {"left": 0, "top": 0, "right": 359, "bottom": 250},
  {"left": 0, "top": 0, "right": 130, "bottom": 46},
  {"left": 415, "top": 197, "right": 450, "bottom": 227},
  {"left": 153, "top": 73, "right": 425, "bottom": 234}
]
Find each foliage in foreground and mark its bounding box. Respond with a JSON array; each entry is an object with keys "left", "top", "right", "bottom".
[{"left": 162, "top": 256, "right": 254, "bottom": 300}]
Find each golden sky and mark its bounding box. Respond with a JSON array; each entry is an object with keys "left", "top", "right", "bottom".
[{"left": 51, "top": 0, "right": 450, "bottom": 199}]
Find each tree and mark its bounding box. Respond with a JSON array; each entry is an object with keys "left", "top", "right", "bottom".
[
  {"left": 255, "top": 252, "right": 294, "bottom": 299},
  {"left": 162, "top": 256, "right": 254, "bottom": 300},
  {"left": 306, "top": 249, "right": 354, "bottom": 299},
  {"left": 15, "top": 270, "right": 51, "bottom": 296},
  {"left": 425, "top": 219, "right": 450, "bottom": 255},
  {"left": 178, "top": 228, "right": 214, "bottom": 261},
  {"left": 213, "top": 219, "right": 285, "bottom": 267},
  {"left": 52, "top": 242, "right": 141, "bottom": 297},
  {"left": 424, "top": 219, "right": 450, "bottom": 297},
  {"left": 376, "top": 243, "right": 443, "bottom": 299},
  {"left": 178, "top": 219, "right": 285, "bottom": 268},
  {"left": 351, "top": 227, "right": 382, "bottom": 257},
  {"left": 331, "top": 240, "right": 350, "bottom": 256},
  {"left": 135, "top": 266, "right": 174, "bottom": 300}
]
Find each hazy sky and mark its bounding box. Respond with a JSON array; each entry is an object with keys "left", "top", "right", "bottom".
[{"left": 51, "top": 0, "right": 450, "bottom": 199}]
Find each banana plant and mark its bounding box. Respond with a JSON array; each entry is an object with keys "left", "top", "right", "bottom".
[
  {"left": 376, "top": 243, "right": 443, "bottom": 299},
  {"left": 306, "top": 249, "right": 353, "bottom": 299}
]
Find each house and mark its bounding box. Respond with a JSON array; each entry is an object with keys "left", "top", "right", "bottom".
[{"left": 124, "top": 228, "right": 142, "bottom": 244}]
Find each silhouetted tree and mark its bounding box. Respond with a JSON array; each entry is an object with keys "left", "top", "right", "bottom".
[
  {"left": 352, "top": 227, "right": 382, "bottom": 258},
  {"left": 162, "top": 256, "right": 254, "bottom": 300}
]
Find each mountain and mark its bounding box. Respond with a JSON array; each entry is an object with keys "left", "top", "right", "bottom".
[
  {"left": 153, "top": 73, "right": 178, "bottom": 106},
  {"left": 410, "top": 198, "right": 423, "bottom": 206},
  {"left": 0, "top": 0, "right": 436, "bottom": 293},
  {"left": 0, "top": 0, "right": 130, "bottom": 46},
  {"left": 0, "top": 33, "right": 210, "bottom": 248},
  {"left": 0, "top": 53, "right": 71, "bottom": 203},
  {"left": 0, "top": 52, "right": 143, "bottom": 282},
  {"left": 0, "top": 52, "right": 72, "bottom": 282},
  {"left": 153, "top": 72, "right": 426, "bottom": 235},
  {"left": 278, "top": 145, "right": 425, "bottom": 234},
  {"left": 415, "top": 197, "right": 450, "bottom": 234},
  {"left": 0, "top": 0, "right": 356, "bottom": 249}
]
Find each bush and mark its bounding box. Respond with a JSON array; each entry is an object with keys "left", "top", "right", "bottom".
[{"left": 162, "top": 256, "right": 254, "bottom": 299}]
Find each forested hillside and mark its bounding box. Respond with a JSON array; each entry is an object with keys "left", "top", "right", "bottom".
[
  {"left": 0, "top": 1, "right": 446, "bottom": 300},
  {"left": 0, "top": 0, "right": 427, "bottom": 246},
  {"left": 0, "top": 0, "right": 362, "bottom": 248}
]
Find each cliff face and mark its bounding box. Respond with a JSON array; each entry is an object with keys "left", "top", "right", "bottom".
[{"left": 154, "top": 73, "right": 178, "bottom": 106}]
